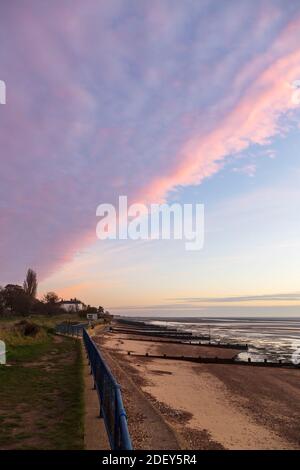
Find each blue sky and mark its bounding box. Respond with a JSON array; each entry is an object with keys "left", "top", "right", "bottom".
[
  {"left": 42, "top": 124, "right": 300, "bottom": 316},
  {"left": 1, "top": 1, "right": 300, "bottom": 316}
]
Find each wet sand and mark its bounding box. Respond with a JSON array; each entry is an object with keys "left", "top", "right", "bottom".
[{"left": 95, "top": 330, "right": 300, "bottom": 450}]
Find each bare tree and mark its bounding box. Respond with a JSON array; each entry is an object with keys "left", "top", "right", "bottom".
[
  {"left": 23, "top": 269, "right": 38, "bottom": 298},
  {"left": 43, "top": 292, "right": 60, "bottom": 305}
]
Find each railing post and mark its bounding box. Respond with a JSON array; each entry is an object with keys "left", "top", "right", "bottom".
[{"left": 114, "top": 387, "right": 120, "bottom": 449}]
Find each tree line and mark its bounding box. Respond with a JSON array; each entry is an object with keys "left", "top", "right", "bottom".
[{"left": 0, "top": 269, "right": 108, "bottom": 317}]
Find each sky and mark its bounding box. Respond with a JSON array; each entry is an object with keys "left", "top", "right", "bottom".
[{"left": 1, "top": 1, "right": 300, "bottom": 317}]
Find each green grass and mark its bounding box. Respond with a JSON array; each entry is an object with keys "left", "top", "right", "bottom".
[
  {"left": 0, "top": 324, "right": 84, "bottom": 449},
  {"left": 7, "top": 338, "right": 52, "bottom": 363}
]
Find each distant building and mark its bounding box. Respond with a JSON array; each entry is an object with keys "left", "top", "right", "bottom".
[
  {"left": 60, "top": 298, "right": 83, "bottom": 312},
  {"left": 86, "top": 310, "right": 113, "bottom": 321},
  {"left": 86, "top": 313, "right": 98, "bottom": 321}
]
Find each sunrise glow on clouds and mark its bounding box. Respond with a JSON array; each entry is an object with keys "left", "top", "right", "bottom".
[{"left": 1, "top": 1, "right": 300, "bottom": 313}]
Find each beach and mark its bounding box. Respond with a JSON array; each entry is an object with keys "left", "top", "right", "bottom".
[{"left": 93, "top": 327, "right": 300, "bottom": 450}]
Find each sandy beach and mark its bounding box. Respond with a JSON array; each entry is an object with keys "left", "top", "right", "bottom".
[{"left": 93, "top": 328, "right": 300, "bottom": 450}]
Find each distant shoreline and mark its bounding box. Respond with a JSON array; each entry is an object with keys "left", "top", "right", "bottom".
[{"left": 115, "top": 315, "right": 300, "bottom": 322}]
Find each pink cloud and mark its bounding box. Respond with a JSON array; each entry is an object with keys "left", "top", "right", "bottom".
[{"left": 142, "top": 36, "right": 300, "bottom": 200}]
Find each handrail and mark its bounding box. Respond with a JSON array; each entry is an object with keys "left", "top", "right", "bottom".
[
  {"left": 82, "top": 328, "right": 132, "bottom": 450},
  {"left": 55, "top": 322, "right": 132, "bottom": 450},
  {"left": 55, "top": 322, "right": 88, "bottom": 336}
]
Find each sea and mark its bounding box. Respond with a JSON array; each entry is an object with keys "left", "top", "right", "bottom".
[{"left": 143, "top": 317, "right": 300, "bottom": 364}]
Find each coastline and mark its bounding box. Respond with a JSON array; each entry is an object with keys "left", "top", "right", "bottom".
[{"left": 94, "top": 327, "right": 300, "bottom": 450}]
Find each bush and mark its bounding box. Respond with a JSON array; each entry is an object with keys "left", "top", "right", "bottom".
[{"left": 13, "top": 320, "right": 41, "bottom": 337}]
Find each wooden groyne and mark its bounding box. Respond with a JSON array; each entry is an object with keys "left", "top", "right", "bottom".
[
  {"left": 119, "top": 335, "right": 247, "bottom": 351},
  {"left": 126, "top": 352, "right": 300, "bottom": 370},
  {"left": 111, "top": 327, "right": 201, "bottom": 339},
  {"left": 111, "top": 320, "right": 248, "bottom": 351}
]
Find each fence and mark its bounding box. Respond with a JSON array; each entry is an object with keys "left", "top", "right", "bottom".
[
  {"left": 55, "top": 322, "right": 88, "bottom": 337},
  {"left": 55, "top": 323, "right": 132, "bottom": 450}
]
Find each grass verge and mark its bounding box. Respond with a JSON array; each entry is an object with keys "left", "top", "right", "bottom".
[{"left": 0, "top": 324, "right": 84, "bottom": 449}]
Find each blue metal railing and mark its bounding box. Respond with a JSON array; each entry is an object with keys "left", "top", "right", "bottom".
[
  {"left": 55, "top": 322, "right": 132, "bottom": 450},
  {"left": 55, "top": 322, "right": 88, "bottom": 337},
  {"left": 82, "top": 329, "right": 132, "bottom": 450}
]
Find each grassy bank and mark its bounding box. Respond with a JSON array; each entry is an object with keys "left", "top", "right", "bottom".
[
  {"left": 0, "top": 312, "right": 84, "bottom": 328},
  {"left": 0, "top": 321, "right": 84, "bottom": 449}
]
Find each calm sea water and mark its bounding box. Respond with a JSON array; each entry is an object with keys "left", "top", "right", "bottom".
[{"left": 147, "top": 317, "right": 300, "bottom": 363}]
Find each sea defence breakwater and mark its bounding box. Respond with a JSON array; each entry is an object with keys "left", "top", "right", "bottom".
[{"left": 112, "top": 319, "right": 300, "bottom": 368}]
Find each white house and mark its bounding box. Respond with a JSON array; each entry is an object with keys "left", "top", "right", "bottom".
[{"left": 60, "top": 299, "right": 83, "bottom": 312}]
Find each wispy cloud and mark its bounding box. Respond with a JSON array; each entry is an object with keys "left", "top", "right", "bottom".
[
  {"left": 171, "top": 293, "right": 300, "bottom": 303},
  {"left": 232, "top": 164, "right": 257, "bottom": 177}
]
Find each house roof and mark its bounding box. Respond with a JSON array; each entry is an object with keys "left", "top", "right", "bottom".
[{"left": 60, "top": 299, "right": 82, "bottom": 305}]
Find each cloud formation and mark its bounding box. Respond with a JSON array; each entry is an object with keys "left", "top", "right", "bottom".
[
  {"left": 1, "top": 1, "right": 300, "bottom": 282},
  {"left": 171, "top": 293, "right": 300, "bottom": 303}
]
